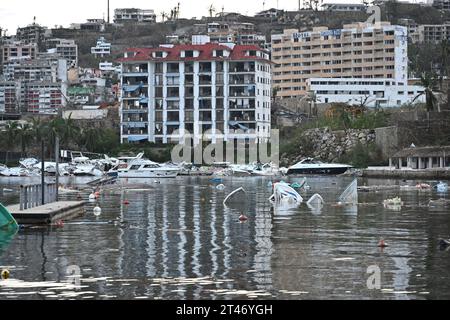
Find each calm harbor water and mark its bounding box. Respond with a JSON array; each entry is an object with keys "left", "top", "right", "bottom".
[{"left": 1, "top": 176, "right": 450, "bottom": 300}]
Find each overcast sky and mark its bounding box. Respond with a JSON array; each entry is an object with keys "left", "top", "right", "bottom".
[{"left": 0, "top": 0, "right": 370, "bottom": 34}]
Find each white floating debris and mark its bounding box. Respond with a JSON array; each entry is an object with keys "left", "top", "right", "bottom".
[
  {"left": 270, "top": 182, "right": 303, "bottom": 207},
  {"left": 339, "top": 179, "right": 358, "bottom": 205},
  {"left": 93, "top": 206, "right": 102, "bottom": 216},
  {"left": 223, "top": 187, "right": 248, "bottom": 208},
  {"left": 216, "top": 184, "right": 226, "bottom": 191},
  {"left": 307, "top": 194, "right": 325, "bottom": 213}
]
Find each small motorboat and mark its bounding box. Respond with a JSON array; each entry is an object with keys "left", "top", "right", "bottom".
[
  {"left": 287, "top": 158, "right": 353, "bottom": 175},
  {"left": 110, "top": 158, "right": 180, "bottom": 178}
]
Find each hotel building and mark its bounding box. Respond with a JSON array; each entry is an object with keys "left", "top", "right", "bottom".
[
  {"left": 271, "top": 22, "right": 425, "bottom": 107},
  {"left": 118, "top": 43, "right": 272, "bottom": 145}
]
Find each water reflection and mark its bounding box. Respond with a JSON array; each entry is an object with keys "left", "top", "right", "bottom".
[{"left": 0, "top": 176, "right": 449, "bottom": 299}]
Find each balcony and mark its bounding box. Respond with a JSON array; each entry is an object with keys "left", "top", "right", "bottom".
[
  {"left": 229, "top": 86, "right": 255, "bottom": 98},
  {"left": 229, "top": 75, "right": 255, "bottom": 85}
]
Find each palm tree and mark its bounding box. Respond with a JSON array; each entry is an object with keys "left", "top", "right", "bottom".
[
  {"left": 60, "top": 114, "right": 79, "bottom": 149},
  {"left": 17, "top": 123, "right": 33, "bottom": 157},
  {"left": 83, "top": 128, "right": 99, "bottom": 152},
  {"left": 30, "top": 117, "right": 46, "bottom": 145},
  {"left": 439, "top": 39, "right": 450, "bottom": 90},
  {"left": 4, "top": 121, "right": 19, "bottom": 164},
  {"left": 413, "top": 73, "right": 439, "bottom": 112}
]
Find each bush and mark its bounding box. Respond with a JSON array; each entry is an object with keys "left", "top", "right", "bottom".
[{"left": 338, "top": 142, "right": 385, "bottom": 169}]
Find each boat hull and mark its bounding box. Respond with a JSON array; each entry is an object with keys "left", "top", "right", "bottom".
[
  {"left": 287, "top": 167, "right": 350, "bottom": 175},
  {"left": 116, "top": 170, "right": 180, "bottom": 179}
]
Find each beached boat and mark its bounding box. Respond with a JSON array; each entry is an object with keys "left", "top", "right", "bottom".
[{"left": 287, "top": 158, "right": 353, "bottom": 175}]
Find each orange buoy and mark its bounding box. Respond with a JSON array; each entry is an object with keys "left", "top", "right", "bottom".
[
  {"left": 378, "top": 239, "right": 388, "bottom": 248},
  {"left": 54, "top": 220, "right": 64, "bottom": 228},
  {"left": 239, "top": 214, "right": 248, "bottom": 222}
]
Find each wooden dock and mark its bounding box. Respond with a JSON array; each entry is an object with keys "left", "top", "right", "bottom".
[{"left": 6, "top": 201, "right": 86, "bottom": 225}]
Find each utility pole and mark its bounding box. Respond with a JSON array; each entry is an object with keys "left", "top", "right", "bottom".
[
  {"left": 41, "top": 140, "right": 45, "bottom": 205},
  {"left": 107, "top": 0, "right": 110, "bottom": 24},
  {"left": 55, "top": 137, "right": 59, "bottom": 201}
]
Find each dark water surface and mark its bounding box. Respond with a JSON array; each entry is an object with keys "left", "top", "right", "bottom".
[{"left": 1, "top": 176, "right": 450, "bottom": 300}]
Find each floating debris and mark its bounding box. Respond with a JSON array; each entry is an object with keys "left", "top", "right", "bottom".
[
  {"left": 223, "top": 187, "right": 248, "bottom": 208},
  {"left": 339, "top": 179, "right": 358, "bottom": 205},
  {"left": 307, "top": 194, "right": 324, "bottom": 207},
  {"left": 383, "top": 197, "right": 404, "bottom": 211},
  {"left": 416, "top": 183, "right": 432, "bottom": 190},
  {"left": 378, "top": 239, "right": 388, "bottom": 248},
  {"left": 436, "top": 182, "right": 449, "bottom": 193},
  {"left": 269, "top": 182, "right": 303, "bottom": 207}
]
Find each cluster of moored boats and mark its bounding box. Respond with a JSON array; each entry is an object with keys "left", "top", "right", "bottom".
[{"left": 0, "top": 152, "right": 355, "bottom": 179}]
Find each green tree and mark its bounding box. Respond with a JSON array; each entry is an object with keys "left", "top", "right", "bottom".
[
  {"left": 413, "top": 73, "right": 439, "bottom": 112},
  {"left": 17, "top": 123, "right": 33, "bottom": 157},
  {"left": 4, "top": 121, "right": 19, "bottom": 164}
]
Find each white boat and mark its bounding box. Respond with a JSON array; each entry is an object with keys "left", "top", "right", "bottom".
[
  {"left": 250, "top": 163, "right": 279, "bottom": 176},
  {"left": 287, "top": 158, "right": 353, "bottom": 175},
  {"left": 73, "top": 164, "right": 104, "bottom": 177},
  {"left": 0, "top": 167, "right": 33, "bottom": 177},
  {"left": 111, "top": 158, "right": 180, "bottom": 178}
]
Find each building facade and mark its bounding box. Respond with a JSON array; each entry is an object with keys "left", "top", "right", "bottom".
[
  {"left": 0, "top": 82, "right": 19, "bottom": 114},
  {"left": 308, "top": 78, "right": 425, "bottom": 108},
  {"left": 271, "top": 22, "right": 409, "bottom": 99},
  {"left": 46, "top": 39, "right": 78, "bottom": 67},
  {"left": 433, "top": 0, "right": 450, "bottom": 10},
  {"left": 114, "top": 8, "right": 157, "bottom": 24},
  {"left": 321, "top": 3, "right": 367, "bottom": 11},
  {"left": 24, "top": 82, "right": 64, "bottom": 114},
  {"left": 118, "top": 44, "right": 272, "bottom": 145},
  {"left": 1, "top": 42, "right": 38, "bottom": 64},
  {"left": 91, "top": 37, "right": 111, "bottom": 57}
]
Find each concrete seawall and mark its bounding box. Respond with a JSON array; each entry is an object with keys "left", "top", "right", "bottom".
[{"left": 362, "top": 169, "right": 450, "bottom": 180}]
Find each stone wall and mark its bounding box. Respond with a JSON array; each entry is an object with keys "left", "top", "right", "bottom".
[{"left": 282, "top": 127, "right": 376, "bottom": 165}]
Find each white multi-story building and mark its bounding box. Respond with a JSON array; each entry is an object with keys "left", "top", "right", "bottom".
[
  {"left": 308, "top": 78, "right": 425, "bottom": 108},
  {"left": 91, "top": 37, "right": 111, "bottom": 57},
  {"left": 114, "top": 8, "right": 156, "bottom": 24},
  {"left": 118, "top": 43, "right": 272, "bottom": 145}
]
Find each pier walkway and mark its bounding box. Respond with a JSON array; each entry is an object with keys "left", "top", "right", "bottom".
[{"left": 7, "top": 201, "right": 85, "bottom": 225}]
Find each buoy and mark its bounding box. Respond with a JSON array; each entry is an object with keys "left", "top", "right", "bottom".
[
  {"left": 239, "top": 214, "right": 249, "bottom": 222},
  {"left": 89, "top": 193, "right": 96, "bottom": 200},
  {"left": 1, "top": 269, "right": 10, "bottom": 280},
  {"left": 378, "top": 239, "right": 388, "bottom": 248},
  {"left": 123, "top": 200, "right": 130, "bottom": 205},
  {"left": 94, "top": 206, "right": 102, "bottom": 216},
  {"left": 54, "top": 220, "right": 64, "bottom": 228},
  {"left": 94, "top": 191, "right": 100, "bottom": 198},
  {"left": 216, "top": 184, "right": 226, "bottom": 190}
]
